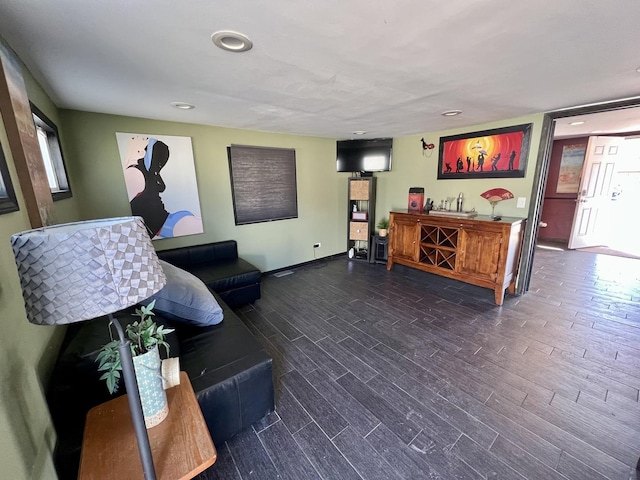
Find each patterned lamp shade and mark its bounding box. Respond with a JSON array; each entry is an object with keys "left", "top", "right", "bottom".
[{"left": 10, "top": 216, "right": 166, "bottom": 325}]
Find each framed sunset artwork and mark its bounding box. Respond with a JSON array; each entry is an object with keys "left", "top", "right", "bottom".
[{"left": 437, "top": 123, "right": 532, "bottom": 179}]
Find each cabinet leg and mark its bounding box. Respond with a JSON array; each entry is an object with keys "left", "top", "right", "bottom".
[
  {"left": 507, "top": 282, "right": 516, "bottom": 295},
  {"left": 386, "top": 259, "right": 393, "bottom": 271},
  {"left": 494, "top": 288, "right": 505, "bottom": 306}
]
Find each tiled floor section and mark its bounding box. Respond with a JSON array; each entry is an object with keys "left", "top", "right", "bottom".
[{"left": 197, "top": 246, "right": 640, "bottom": 480}]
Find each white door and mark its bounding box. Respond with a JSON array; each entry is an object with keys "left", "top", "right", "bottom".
[{"left": 568, "top": 136, "right": 625, "bottom": 249}]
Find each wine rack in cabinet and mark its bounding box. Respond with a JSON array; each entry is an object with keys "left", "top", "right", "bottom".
[
  {"left": 387, "top": 211, "right": 525, "bottom": 305},
  {"left": 419, "top": 224, "right": 458, "bottom": 270}
]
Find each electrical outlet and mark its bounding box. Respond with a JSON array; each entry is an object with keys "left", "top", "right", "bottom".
[
  {"left": 313, "top": 243, "right": 321, "bottom": 248},
  {"left": 516, "top": 197, "right": 526, "bottom": 208}
]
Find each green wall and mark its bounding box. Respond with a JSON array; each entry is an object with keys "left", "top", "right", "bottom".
[
  {"left": 60, "top": 110, "right": 349, "bottom": 272},
  {"left": 59, "top": 111, "right": 544, "bottom": 273},
  {"left": 0, "top": 202, "right": 58, "bottom": 480},
  {"left": 0, "top": 51, "right": 81, "bottom": 479},
  {"left": 376, "top": 114, "right": 545, "bottom": 225}
]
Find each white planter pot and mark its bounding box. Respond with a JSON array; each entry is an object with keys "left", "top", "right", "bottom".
[
  {"left": 133, "top": 346, "right": 169, "bottom": 428},
  {"left": 378, "top": 228, "right": 388, "bottom": 237}
]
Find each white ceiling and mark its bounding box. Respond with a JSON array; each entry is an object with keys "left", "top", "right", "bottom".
[
  {"left": 553, "top": 106, "right": 640, "bottom": 138},
  {"left": 1, "top": 0, "right": 640, "bottom": 139}
]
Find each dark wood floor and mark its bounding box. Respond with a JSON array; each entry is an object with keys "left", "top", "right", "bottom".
[{"left": 198, "top": 246, "right": 640, "bottom": 480}]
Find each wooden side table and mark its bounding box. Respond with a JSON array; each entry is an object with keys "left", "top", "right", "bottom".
[{"left": 79, "top": 372, "right": 216, "bottom": 480}]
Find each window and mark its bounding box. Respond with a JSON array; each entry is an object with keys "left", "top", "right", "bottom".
[
  {"left": 228, "top": 144, "right": 298, "bottom": 225},
  {"left": 30, "top": 103, "right": 71, "bottom": 200}
]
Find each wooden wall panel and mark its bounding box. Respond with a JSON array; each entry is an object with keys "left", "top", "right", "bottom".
[
  {"left": 0, "top": 40, "right": 53, "bottom": 227},
  {"left": 538, "top": 198, "right": 576, "bottom": 241}
]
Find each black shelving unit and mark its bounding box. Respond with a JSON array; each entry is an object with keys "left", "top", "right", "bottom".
[{"left": 347, "top": 177, "right": 376, "bottom": 260}]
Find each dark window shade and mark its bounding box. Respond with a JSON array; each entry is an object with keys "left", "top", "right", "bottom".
[{"left": 228, "top": 144, "right": 298, "bottom": 225}]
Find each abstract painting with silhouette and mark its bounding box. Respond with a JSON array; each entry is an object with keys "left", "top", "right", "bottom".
[{"left": 116, "top": 133, "right": 204, "bottom": 239}]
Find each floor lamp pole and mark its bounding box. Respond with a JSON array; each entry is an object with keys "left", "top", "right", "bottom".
[{"left": 110, "top": 315, "right": 157, "bottom": 480}]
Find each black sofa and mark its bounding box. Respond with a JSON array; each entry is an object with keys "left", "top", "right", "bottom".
[
  {"left": 48, "top": 241, "right": 273, "bottom": 479},
  {"left": 158, "top": 240, "right": 261, "bottom": 308}
]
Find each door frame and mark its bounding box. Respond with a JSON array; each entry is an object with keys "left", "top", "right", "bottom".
[{"left": 518, "top": 97, "right": 640, "bottom": 293}]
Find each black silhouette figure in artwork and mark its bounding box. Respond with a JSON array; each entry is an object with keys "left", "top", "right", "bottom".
[
  {"left": 456, "top": 157, "right": 464, "bottom": 173},
  {"left": 466, "top": 156, "right": 472, "bottom": 172},
  {"left": 445, "top": 162, "right": 452, "bottom": 173},
  {"left": 491, "top": 152, "right": 502, "bottom": 171},
  {"left": 129, "top": 139, "right": 170, "bottom": 236},
  {"left": 128, "top": 138, "right": 199, "bottom": 238},
  {"left": 509, "top": 150, "right": 517, "bottom": 170},
  {"left": 477, "top": 152, "right": 485, "bottom": 171}
]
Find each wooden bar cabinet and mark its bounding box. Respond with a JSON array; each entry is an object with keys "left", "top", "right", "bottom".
[{"left": 387, "top": 211, "right": 526, "bottom": 305}]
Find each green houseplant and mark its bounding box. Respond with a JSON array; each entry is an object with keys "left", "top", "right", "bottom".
[
  {"left": 377, "top": 217, "right": 389, "bottom": 237},
  {"left": 96, "top": 300, "right": 174, "bottom": 394}
]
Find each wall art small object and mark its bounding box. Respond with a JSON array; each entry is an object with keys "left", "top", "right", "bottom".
[
  {"left": 481, "top": 187, "right": 514, "bottom": 219},
  {"left": 116, "top": 133, "right": 203, "bottom": 239},
  {"left": 421, "top": 138, "right": 435, "bottom": 158},
  {"left": 438, "top": 123, "right": 532, "bottom": 179},
  {"left": 556, "top": 144, "right": 586, "bottom": 193}
]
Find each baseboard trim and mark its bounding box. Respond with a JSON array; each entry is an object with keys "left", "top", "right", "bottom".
[{"left": 263, "top": 253, "right": 346, "bottom": 276}]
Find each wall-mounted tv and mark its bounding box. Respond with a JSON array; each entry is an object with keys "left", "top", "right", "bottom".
[{"left": 336, "top": 138, "right": 393, "bottom": 173}]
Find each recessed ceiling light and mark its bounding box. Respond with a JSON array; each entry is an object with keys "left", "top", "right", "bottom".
[
  {"left": 211, "top": 31, "right": 253, "bottom": 52},
  {"left": 636, "top": 66, "right": 640, "bottom": 73},
  {"left": 569, "top": 121, "right": 585, "bottom": 126},
  {"left": 352, "top": 131, "right": 366, "bottom": 135},
  {"left": 590, "top": 130, "right": 602, "bottom": 133},
  {"left": 442, "top": 110, "right": 462, "bottom": 117},
  {"left": 170, "top": 102, "right": 195, "bottom": 110}
]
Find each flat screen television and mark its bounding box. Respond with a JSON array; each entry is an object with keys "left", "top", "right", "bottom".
[{"left": 336, "top": 138, "right": 393, "bottom": 173}]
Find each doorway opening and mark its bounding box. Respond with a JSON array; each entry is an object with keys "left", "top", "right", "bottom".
[
  {"left": 518, "top": 98, "right": 640, "bottom": 292},
  {"left": 539, "top": 131, "right": 640, "bottom": 259}
]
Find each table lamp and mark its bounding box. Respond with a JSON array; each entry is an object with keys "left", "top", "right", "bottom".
[{"left": 10, "top": 216, "right": 166, "bottom": 480}]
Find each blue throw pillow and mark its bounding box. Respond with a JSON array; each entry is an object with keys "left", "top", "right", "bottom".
[{"left": 142, "top": 260, "right": 224, "bottom": 326}]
